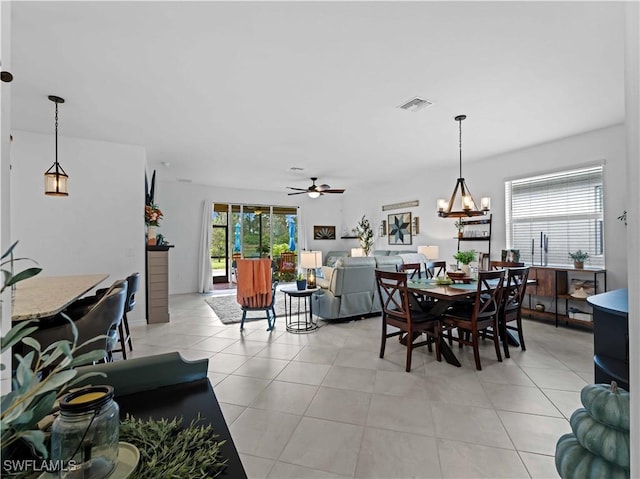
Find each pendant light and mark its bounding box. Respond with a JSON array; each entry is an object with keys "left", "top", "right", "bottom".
[
  {"left": 436, "top": 114, "right": 490, "bottom": 218},
  {"left": 44, "top": 95, "right": 69, "bottom": 196}
]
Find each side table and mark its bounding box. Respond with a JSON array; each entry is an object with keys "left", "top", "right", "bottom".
[{"left": 283, "top": 287, "right": 318, "bottom": 333}]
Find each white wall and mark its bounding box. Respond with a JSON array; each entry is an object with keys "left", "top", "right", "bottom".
[
  {"left": 9, "top": 130, "right": 147, "bottom": 321},
  {"left": 343, "top": 123, "right": 628, "bottom": 290}
]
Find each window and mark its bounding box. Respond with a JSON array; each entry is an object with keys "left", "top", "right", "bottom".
[{"left": 505, "top": 165, "right": 604, "bottom": 268}]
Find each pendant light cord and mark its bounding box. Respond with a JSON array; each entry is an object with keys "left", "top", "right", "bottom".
[
  {"left": 458, "top": 117, "right": 463, "bottom": 178},
  {"left": 54, "top": 102, "right": 59, "bottom": 173}
]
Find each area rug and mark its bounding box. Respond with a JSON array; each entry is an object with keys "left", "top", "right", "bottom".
[{"left": 204, "top": 291, "right": 289, "bottom": 325}]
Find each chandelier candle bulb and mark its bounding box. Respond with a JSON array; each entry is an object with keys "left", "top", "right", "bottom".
[{"left": 481, "top": 197, "right": 491, "bottom": 211}]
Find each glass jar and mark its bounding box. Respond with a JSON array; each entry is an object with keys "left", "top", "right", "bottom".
[{"left": 51, "top": 385, "right": 119, "bottom": 479}]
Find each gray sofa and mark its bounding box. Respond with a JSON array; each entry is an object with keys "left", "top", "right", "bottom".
[{"left": 313, "top": 252, "right": 429, "bottom": 320}]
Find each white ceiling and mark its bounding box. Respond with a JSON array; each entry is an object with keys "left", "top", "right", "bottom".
[{"left": 9, "top": 1, "right": 625, "bottom": 194}]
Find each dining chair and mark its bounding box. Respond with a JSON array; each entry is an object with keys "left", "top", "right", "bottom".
[
  {"left": 490, "top": 261, "right": 525, "bottom": 270},
  {"left": 441, "top": 269, "right": 505, "bottom": 370},
  {"left": 28, "top": 282, "right": 127, "bottom": 365},
  {"left": 236, "top": 258, "right": 278, "bottom": 331},
  {"left": 397, "top": 262, "right": 422, "bottom": 279},
  {"left": 499, "top": 266, "right": 530, "bottom": 358},
  {"left": 375, "top": 270, "right": 441, "bottom": 372},
  {"left": 425, "top": 261, "right": 447, "bottom": 278}
]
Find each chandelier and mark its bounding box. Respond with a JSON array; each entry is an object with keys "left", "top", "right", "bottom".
[{"left": 437, "top": 114, "right": 490, "bottom": 218}]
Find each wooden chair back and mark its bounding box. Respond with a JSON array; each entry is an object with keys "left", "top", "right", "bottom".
[
  {"left": 398, "top": 262, "right": 422, "bottom": 280},
  {"left": 425, "top": 261, "right": 447, "bottom": 278}
]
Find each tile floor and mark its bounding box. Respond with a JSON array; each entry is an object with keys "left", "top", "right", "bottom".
[{"left": 124, "top": 289, "right": 595, "bottom": 479}]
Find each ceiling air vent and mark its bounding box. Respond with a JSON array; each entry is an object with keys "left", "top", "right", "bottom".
[{"left": 398, "top": 97, "right": 433, "bottom": 112}]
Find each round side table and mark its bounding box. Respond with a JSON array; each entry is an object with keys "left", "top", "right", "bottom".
[{"left": 282, "top": 287, "right": 318, "bottom": 333}]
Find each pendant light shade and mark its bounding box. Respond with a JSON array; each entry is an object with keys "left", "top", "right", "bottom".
[
  {"left": 44, "top": 95, "right": 69, "bottom": 196},
  {"left": 437, "top": 115, "right": 489, "bottom": 218}
]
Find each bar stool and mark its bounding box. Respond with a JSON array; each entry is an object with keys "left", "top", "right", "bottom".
[{"left": 112, "top": 272, "right": 139, "bottom": 359}]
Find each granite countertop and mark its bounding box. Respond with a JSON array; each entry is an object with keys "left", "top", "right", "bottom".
[{"left": 12, "top": 273, "right": 109, "bottom": 321}]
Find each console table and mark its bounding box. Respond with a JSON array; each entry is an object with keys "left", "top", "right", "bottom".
[
  {"left": 587, "top": 289, "right": 629, "bottom": 390},
  {"left": 523, "top": 266, "right": 606, "bottom": 327}
]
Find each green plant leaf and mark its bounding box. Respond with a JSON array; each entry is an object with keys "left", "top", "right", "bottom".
[
  {"left": 4, "top": 267, "right": 43, "bottom": 288},
  {"left": 63, "top": 371, "right": 107, "bottom": 392},
  {"left": 69, "top": 349, "right": 107, "bottom": 367},
  {"left": 1, "top": 389, "right": 19, "bottom": 413},
  {"left": 19, "top": 337, "right": 41, "bottom": 355},
  {"left": 1, "top": 321, "right": 39, "bottom": 353},
  {"left": 0, "top": 240, "right": 18, "bottom": 260},
  {"left": 18, "top": 429, "right": 48, "bottom": 459},
  {"left": 37, "top": 370, "right": 77, "bottom": 395},
  {"left": 20, "top": 391, "right": 56, "bottom": 431},
  {"left": 15, "top": 351, "right": 37, "bottom": 388},
  {"left": 10, "top": 407, "right": 34, "bottom": 427}
]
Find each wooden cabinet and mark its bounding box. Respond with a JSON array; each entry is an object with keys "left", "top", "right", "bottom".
[
  {"left": 456, "top": 215, "right": 492, "bottom": 270},
  {"left": 146, "top": 245, "right": 173, "bottom": 323},
  {"left": 524, "top": 266, "right": 606, "bottom": 327}
]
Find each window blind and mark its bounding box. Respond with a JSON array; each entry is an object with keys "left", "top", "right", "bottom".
[{"left": 505, "top": 166, "right": 604, "bottom": 268}]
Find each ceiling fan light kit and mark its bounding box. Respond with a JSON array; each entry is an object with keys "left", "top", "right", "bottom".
[
  {"left": 287, "top": 177, "right": 345, "bottom": 198},
  {"left": 437, "top": 114, "right": 490, "bottom": 218}
]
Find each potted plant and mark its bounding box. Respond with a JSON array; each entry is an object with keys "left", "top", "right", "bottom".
[
  {"left": 569, "top": 250, "right": 590, "bottom": 269},
  {"left": 453, "top": 250, "right": 476, "bottom": 276},
  {"left": 296, "top": 272, "right": 307, "bottom": 291},
  {"left": 1, "top": 243, "right": 107, "bottom": 473},
  {"left": 354, "top": 215, "right": 374, "bottom": 256}
]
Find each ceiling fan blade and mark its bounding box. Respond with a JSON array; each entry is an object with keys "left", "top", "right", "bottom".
[
  {"left": 287, "top": 187, "right": 308, "bottom": 192},
  {"left": 287, "top": 191, "right": 307, "bottom": 195},
  {"left": 316, "top": 184, "right": 331, "bottom": 191},
  {"left": 322, "top": 189, "right": 345, "bottom": 194}
]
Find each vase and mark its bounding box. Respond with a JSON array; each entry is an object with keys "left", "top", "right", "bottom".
[
  {"left": 574, "top": 261, "right": 584, "bottom": 269},
  {"left": 147, "top": 226, "right": 156, "bottom": 245},
  {"left": 461, "top": 264, "right": 471, "bottom": 276}
]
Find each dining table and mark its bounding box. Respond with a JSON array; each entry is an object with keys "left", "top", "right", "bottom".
[
  {"left": 407, "top": 278, "right": 482, "bottom": 367},
  {"left": 11, "top": 273, "right": 109, "bottom": 322}
]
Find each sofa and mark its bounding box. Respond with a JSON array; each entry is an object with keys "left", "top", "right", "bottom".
[{"left": 313, "top": 252, "right": 429, "bottom": 320}]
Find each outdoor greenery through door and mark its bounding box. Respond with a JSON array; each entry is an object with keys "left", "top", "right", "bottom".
[{"left": 210, "top": 204, "right": 299, "bottom": 283}]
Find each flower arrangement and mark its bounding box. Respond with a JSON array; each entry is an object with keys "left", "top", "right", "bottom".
[
  {"left": 354, "top": 215, "right": 374, "bottom": 256},
  {"left": 145, "top": 204, "right": 163, "bottom": 226}
]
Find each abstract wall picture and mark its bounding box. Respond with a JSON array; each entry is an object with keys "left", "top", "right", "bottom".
[
  {"left": 314, "top": 225, "right": 336, "bottom": 240},
  {"left": 388, "top": 212, "right": 412, "bottom": 245}
]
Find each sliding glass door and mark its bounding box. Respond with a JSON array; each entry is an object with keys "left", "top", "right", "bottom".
[{"left": 212, "top": 203, "right": 298, "bottom": 283}]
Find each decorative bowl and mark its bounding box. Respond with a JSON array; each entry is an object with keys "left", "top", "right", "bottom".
[{"left": 447, "top": 271, "right": 466, "bottom": 280}]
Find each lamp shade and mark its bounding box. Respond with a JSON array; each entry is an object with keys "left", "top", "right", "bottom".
[
  {"left": 418, "top": 245, "right": 439, "bottom": 260},
  {"left": 300, "top": 251, "right": 322, "bottom": 269},
  {"left": 350, "top": 247, "right": 364, "bottom": 257}
]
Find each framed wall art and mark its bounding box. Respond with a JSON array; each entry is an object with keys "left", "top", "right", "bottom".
[
  {"left": 313, "top": 225, "right": 336, "bottom": 240},
  {"left": 388, "top": 212, "right": 412, "bottom": 245}
]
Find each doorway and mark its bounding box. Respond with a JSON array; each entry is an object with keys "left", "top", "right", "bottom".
[{"left": 211, "top": 210, "right": 229, "bottom": 283}]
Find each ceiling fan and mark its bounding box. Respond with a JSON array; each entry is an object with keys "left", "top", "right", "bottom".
[{"left": 287, "top": 177, "right": 345, "bottom": 198}]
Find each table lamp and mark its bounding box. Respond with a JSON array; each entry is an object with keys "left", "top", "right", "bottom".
[
  {"left": 300, "top": 251, "right": 322, "bottom": 288},
  {"left": 418, "top": 245, "right": 440, "bottom": 260}
]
